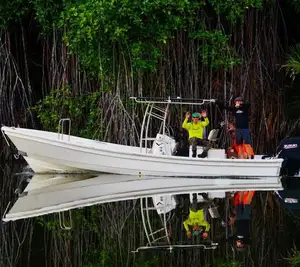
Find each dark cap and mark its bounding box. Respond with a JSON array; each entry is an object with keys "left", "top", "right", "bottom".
[{"left": 234, "top": 96, "right": 243, "bottom": 102}]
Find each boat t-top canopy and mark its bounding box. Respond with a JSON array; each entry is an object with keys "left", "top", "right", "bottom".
[
  {"left": 130, "top": 96, "right": 216, "bottom": 105},
  {"left": 129, "top": 96, "right": 217, "bottom": 153}
]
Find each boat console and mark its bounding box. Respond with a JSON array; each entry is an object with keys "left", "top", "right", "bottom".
[{"left": 151, "top": 132, "right": 226, "bottom": 159}]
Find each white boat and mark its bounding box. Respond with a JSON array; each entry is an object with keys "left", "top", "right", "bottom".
[
  {"left": 2, "top": 173, "right": 283, "bottom": 222},
  {"left": 1, "top": 97, "right": 283, "bottom": 177}
]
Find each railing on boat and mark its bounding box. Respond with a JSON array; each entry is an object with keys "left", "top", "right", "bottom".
[
  {"left": 58, "top": 118, "right": 71, "bottom": 141},
  {"left": 58, "top": 210, "right": 73, "bottom": 230},
  {"left": 130, "top": 96, "right": 216, "bottom": 154},
  {"left": 132, "top": 243, "right": 218, "bottom": 253},
  {"left": 133, "top": 195, "right": 219, "bottom": 253},
  {"left": 140, "top": 196, "right": 172, "bottom": 246},
  {"left": 130, "top": 96, "right": 216, "bottom": 105}
]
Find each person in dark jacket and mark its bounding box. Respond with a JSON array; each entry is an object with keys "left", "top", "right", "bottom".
[{"left": 217, "top": 96, "right": 254, "bottom": 159}]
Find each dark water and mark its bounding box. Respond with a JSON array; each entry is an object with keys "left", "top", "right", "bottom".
[{"left": 1, "top": 157, "right": 300, "bottom": 267}]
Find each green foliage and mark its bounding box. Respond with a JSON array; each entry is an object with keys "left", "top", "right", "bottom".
[
  {"left": 190, "top": 30, "right": 241, "bottom": 70},
  {"left": 282, "top": 45, "right": 300, "bottom": 121},
  {"left": 134, "top": 255, "right": 159, "bottom": 267},
  {"left": 36, "top": 206, "right": 160, "bottom": 267},
  {"left": 81, "top": 250, "right": 112, "bottom": 267},
  {"left": 0, "top": 0, "right": 261, "bottom": 75},
  {"left": 286, "top": 250, "right": 300, "bottom": 266},
  {"left": 205, "top": 259, "right": 243, "bottom": 267},
  {"left": 289, "top": 0, "right": 300, "bottom": 13},
  {"left": 29, "top": 0, "right": 65, "bottom": 34},
  {"left": 59, "top": 0, "right": 203, "bottom": 75},
  {"left": 36, "top": 215, "right": 59, "bottom": 231},
  {"left": 29, "top": 85, "right": 102, "bottom": 138},
  {"left": 0, "top": 0, "right": 65, "bottom": 32},
  {"left": 0, "top": 0, "right": 29, "bottom": 28},
  {"left": 131, "top": 41, "right": 163, "bottom": 72},
  {"left": 36, "top": 208, "right": 114, "bottom": 267},
  {"left": 207, "top": 0, "right": 263, "bottom": 23},
  {"left": 81, "top": 254, "right": 159, "bottom": 267},
  {"left": 36, "top": 214, "right": 72, "bottom": 238},
  {"left": 283, "top": 44, "right": 300, "bottom": 81},
  {"left": 35, "top": 207, "right": 105, "bottom": 243}
]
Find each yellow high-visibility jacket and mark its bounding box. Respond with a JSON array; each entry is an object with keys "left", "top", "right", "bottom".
[
  {"left": 183, "top": 209, "right": 211, "bottom": 232},
  {"left": 182, "top": 117, "right": 209, "bottom": 139}
]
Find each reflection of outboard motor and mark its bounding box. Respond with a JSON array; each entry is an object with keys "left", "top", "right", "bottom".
[
  {"left": 277, "top": 137, "right": 300, "bottom": 176},
  {"left": 277, "top": 177, "right": 300, "bottom": 210}
]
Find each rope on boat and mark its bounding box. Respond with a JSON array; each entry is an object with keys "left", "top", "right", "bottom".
[
  {"left": 1, "top": 201, "right": 11, "bottom": 223},
  {"left": 1, "top": 128, "right": 10, "bottom": 147}
]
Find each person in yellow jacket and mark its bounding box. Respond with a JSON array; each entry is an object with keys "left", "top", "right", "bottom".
[
  {"left": 182, "top": 110, "right": 210, "bottom": 158},
  {"left": 184, "top": 207, "right": 211, "bottom": 239}
]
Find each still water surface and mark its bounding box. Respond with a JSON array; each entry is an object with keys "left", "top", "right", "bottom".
[{"left": 1, "top": 159, "right": 300, "bottom": 267}]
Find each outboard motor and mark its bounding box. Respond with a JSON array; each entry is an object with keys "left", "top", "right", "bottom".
[{"left": 276, "top": 137, "right": 300, "bottom": 176}]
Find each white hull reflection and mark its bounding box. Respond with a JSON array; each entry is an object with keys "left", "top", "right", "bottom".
[{"left": 3, "top": 173, "right": 282, "bottom": 222}]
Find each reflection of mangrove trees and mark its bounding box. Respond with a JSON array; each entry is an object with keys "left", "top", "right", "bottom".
[
  {"left": 2, "top": 171, "right": 300, "bottom": 267},
  {"left": 1, "top": 0, "right": 300, "bottom": 266}
]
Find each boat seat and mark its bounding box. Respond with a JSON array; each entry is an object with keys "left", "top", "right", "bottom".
[
  {"left": 190, "top": 193, "right": 205, "bottom": 203},
  {"left": 207, "top": 129, "right": 219, "bottom": 142},
  {"left": 189, "top": 193, "right": 220, "bottom": 219}
]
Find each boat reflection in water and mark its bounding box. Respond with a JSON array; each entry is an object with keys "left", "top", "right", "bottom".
[
  {"left": 2, "top": 173, "right": 283, "bottom": 252},
  {"left": 277, "top": 176, "right": 300, "bottom": 211}
]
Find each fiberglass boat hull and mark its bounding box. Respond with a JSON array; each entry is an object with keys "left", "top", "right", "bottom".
[{"left": 1, "top": 126, "right": 283, "bottom": 177}]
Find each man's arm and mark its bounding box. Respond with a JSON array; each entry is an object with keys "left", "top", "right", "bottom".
[
  {"left": 216, "top": 101, "right": 236, "bottom": 112},
  {"left": 201, "top": 219, "right": 211, "bottom": 232},
  {"left": 225, "top": 106, "right": 236, "bottom": 112},
  {"left": 182, "top": 118, "right": 191, "bottom": 130},
  {"left": 238, "top": 101, "right": 250, "bottom": 110},
  {"left": 183, "top": 218, "right": 191, "bottom": 232},
  {"left": 200, "top": 117, "right": 209, "bottom": 127}
]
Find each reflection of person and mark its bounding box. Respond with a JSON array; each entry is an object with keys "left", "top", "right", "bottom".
[
  {"left": 184, "top": 198, "right": 211, "bottom": 240},
  {"left": 229, "top": 191, "right": 255, "bottom": 250},
  {"left": 182, "top": 111, "right": 210, "bottom": 158}
]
